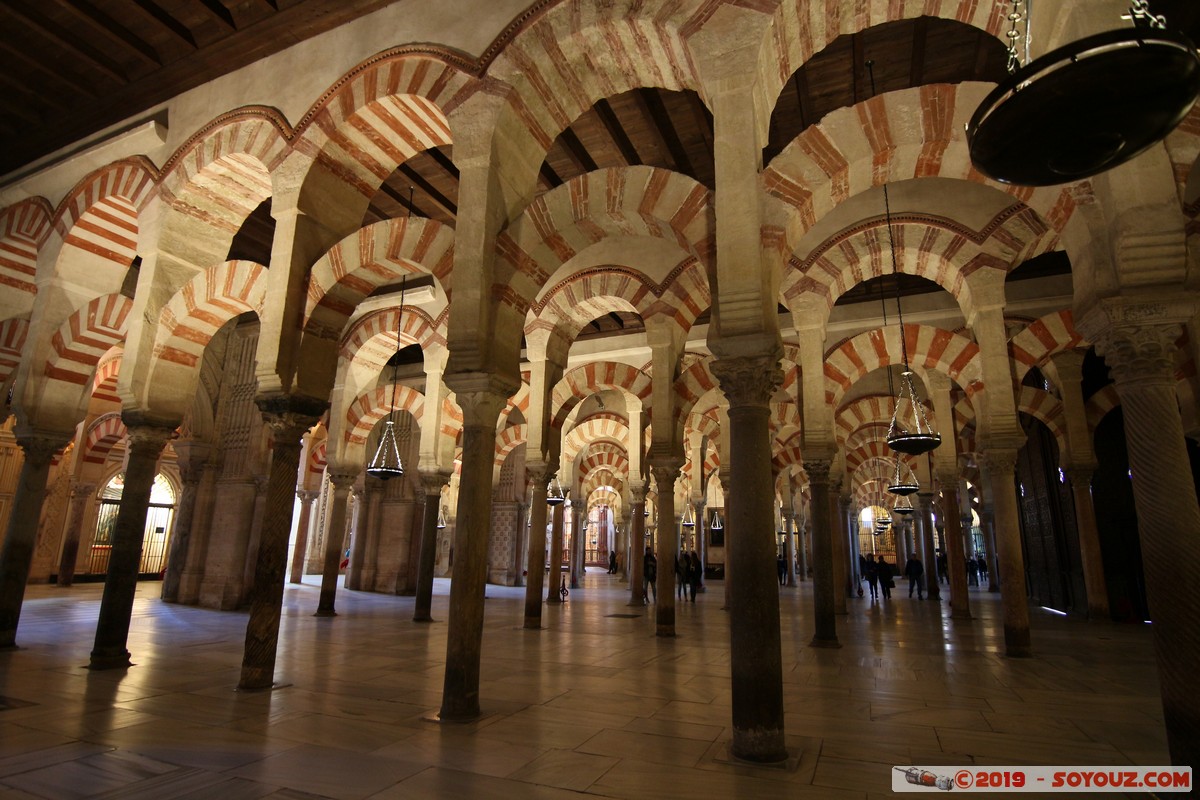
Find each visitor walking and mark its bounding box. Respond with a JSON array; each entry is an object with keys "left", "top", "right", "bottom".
[
  {"left": 904, "top": 553, "right": 925, "bottom": 600},
  {"left": 643, "top": 546, "right": 657, "bottom": 603}
]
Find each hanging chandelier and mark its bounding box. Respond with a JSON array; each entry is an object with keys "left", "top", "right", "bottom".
[
  {"left": 436, "top": 504, "right": 447, "bottom": 529},
  {"left": 892, "top": 494, "right": 915, "bottom": 517},
  {"left": 968, "top": 1, "right": 1200, "bottom": 186},
  {"left": 365, "top": 274, "right": 408, "bottom": 481},
  {"left": 886, "top": 457, "right": 920, "bottom": 497},
  {"left": 682, "top": 502, "right": 695, "bottom": 528},
  {"left": 546, "top": 474, "right": 566, "bottom": 506},
  {"left": 865, "top": 60, "right": 942, "bottom": 458},
  {"left": 710, "top": 510, "right": 723, "bottom": 530}
]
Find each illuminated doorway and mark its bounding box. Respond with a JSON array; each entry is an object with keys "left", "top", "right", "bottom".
[{"left": 87, "top": 473, "right": 176, "bottom": 577}]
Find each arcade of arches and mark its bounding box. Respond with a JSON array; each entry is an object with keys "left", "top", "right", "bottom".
[{"left": 0, "top": 0, "right": 1197, "bottom": 775}]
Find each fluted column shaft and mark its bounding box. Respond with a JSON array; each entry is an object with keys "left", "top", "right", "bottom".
[
  {"left": 712, "top": 353, "right": 786, "bottom": 762},
  {"left": 316, "top": 470, "right": 357, "bottom": 616},
  {"left": 1066, "top": 468, "right": 1110, "bottom": 619},
  {"left": 1094, "top": 321, "right": 1200, "bottom": 767},
  {"left": 523, "top": 466, "right": 550, "bottom": 627},
  {"left": 981, "top": 450, "right": 1030, "bottom": 656},
  {"left": 628, "top": 486, "right": 646, "bottom": 606},
  {"left": 414, "top": 471, "right": 449, "bottom": 622},
  {"left": 937, "top": 473, "right": 972, "bottom": 621},
  {"left": 57, "top": 481, "right": 97, "bottom": 588},
  {"left": 806, "top": 460, "right": 839, "bottom": 647},
  {"left": 90, "top": 423, "right": 175, "bottom": 669},
  {"left": 288, "top": 490, "right": 319, "bottom": 584},
  {"left": 545, "top": 497, "right": 565, "bottom": 605},
  {"left": 0, "top": 434, "right": 68, "bottom": 648},
  {"left": 650, "top": 459, "right": 681, "bottom": 637},
  {"left": 439, "top": 386, "right": 510, "bottom": 721}
]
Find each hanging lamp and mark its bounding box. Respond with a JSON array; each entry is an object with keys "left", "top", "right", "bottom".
[
  {"left": 892, "top": 494, "right": 915, "bottom": 517},
  {"left": 682, "top": 502, "right": 695, "bottom": 528},
  {"left": 886, "top": 457, "right": 920, "bottom": 497},
  {"left": 365, "top": 274, "right": 409, "bottom": 481},
  {"left": 436, "top": 504, "right": 447, "bottom": 529},
  {"left": 864, "top": 61, "right": 942, "bottom": 458},
  {"left": 968, "top": 0, "right": 1200, "bottom": 186},
  {"left": 546, "top": 475, "right": 566, "bottom": 506},
  {"left": 710, "top": 510, "right": 723, "bottom": 530}
]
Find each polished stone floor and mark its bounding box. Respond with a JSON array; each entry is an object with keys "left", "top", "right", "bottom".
[{"left": 0, "top": 570, "right": 1169, "bottom": 799}]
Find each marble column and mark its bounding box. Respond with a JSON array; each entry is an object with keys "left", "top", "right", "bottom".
[
  {"left": 161, "top": 449, "right": 206, "bottom": 602},
  {"left": 414, "top": 470, "right": 450, "bottom": 622},
  {"left": 720, "top": 474, "right": 732, "bottom": 609},
  {"left": 797, "top": 521, "right": 808, "bottom": 581},
  {"left": 569, "top": 505, "right": 582, "bottom": 589},
  {"left": 983, "top": 509, "right": 1000, "bottom": 593},
  {"left": 522, "top": 466, "right": 550, "bottom": 627},
  {"left": 1093, "top": 320, "right": 1200, "bottom": 767},
  {"left": 783, "top": 513, "right": 797, "bottom": 586},
  {"left": 627, "top": 485, "right": 646, "bottom": 606},
  {"left": 1066, "top": 467, "right": 1110, "bottom": 619},
  {"left": 238, "top": 405, "right": 321, "bottom": 690},
  {"left": 545, "top": 495, "right": 565, "bottom": 605},
  {"left": 693, "top": 498, "right": 706, "bottom": 585},
  {"left": 650, "top": 459, "right": 681, "bottom": 638},
  {"left": 829, "top": 482, "right": 847, "bottom": 613},
  {"left": 918, "top": 493, "right": 940, "bottom": 602},
  {"left": 439, "top": 384, "right": 510, "bottom": 721},
  {"left": 937, "top": 472, "right": 972, "bottom": 621},
  {"left": 90, "top": 423, "right": 176, "bottom": 669},
  {"left": 805, "top": 459, "right": 840, "bottom": 647},
  {"left": 980, "top": 449, "right": 1030, "bottom": 656},
  {"left": 0, "top": 433, "right": 68, "bottom": 648},
  {"left": 711, "top": 353, "right": 786, "bottom": 763},
  {"left": 56, "top": 481, "right": 96, "bottom": 588},
  {"left": 288, "top": 490, "right": 319, "bottom": 584},
  {"left": 316, "top": 468, "right": 358, "bottom": 617}
]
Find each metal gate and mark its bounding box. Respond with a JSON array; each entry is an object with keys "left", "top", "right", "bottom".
[{"left": 87, "top": 501, "right": 174, "bottom": 576}]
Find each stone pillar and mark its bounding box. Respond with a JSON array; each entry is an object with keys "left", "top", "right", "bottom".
[
  {"left": 693, "top": 498, "right": 706, "bottom": 583},
  {"left": 161, "top": 446, "right": 207, "bottom": 602},
  {"left": 720, "top": 474, "right": 732, "bottom": 609},
  {"left": 711, "top": 353, "right": 786, "bottom": 763},
  {"left": 980, "top": 449, "right": 1030, "bottom": 656},
  {"left": 1065, "top": 467, "right": 1109, "bottom": 619},
  {"left": 783, "top": 513, "right": 797, "bottom": 586},
  {"left": 983, "top": 508, "right": 1000, "bottom": 593},
  {"left": 805, "top": 459, "right": 839, "bottom": 647},
  {"left": 414, "top": 470, "right": 450, "bottom": 622},
  {"left": 288, "top": 490, "right": 319, "bottom": 584},
  {"left": 439, "top": 384, "right": 510, "bottom": 721},
  {"left": 345, "top": 483, "right": 369, "bottom": 590},
  {"left": 1092, "top": 320, "right": 1200, "bottom": 767},
  {"left": 90, "top": 423, "right": 175, "bottom": 669},
  {"left": 0, "top": 433, "right": 68, "bottom": 648},
  {"left": 829, "top": 484, "right": 848, "bottom": 611},
  {"left": 937, "top": 472, "right": 972, "bottom": 621},
  {"left": 569, "top": 504, "right": 582, "bottom": 589},
  {"left": 523, "top": 466, "right": 551, "bottom": 627},
  {"left": 628, "top": 485, "right": 646, "bottom": 606},
  {"left": 545, "top": 495, "right": 565, "bottom": 605},
  {"left": 918, "top": 493, "right": 940, "bottom": 602},
  {"left": 797, "top": 519, "right": 808, "bottom": 581},
  {"left": 316, "top": 468, "right": 357, "bottom": 616},
  {"left": 238, "top": 405, "right": 321, "bottom": 690},
  {"left": 56, "top": 481, "right": 96, "bottom": 588},
  {"left": 178, "top": 462, "right": 218, "bottom": 604},
  {"left": 650, "top": 459, "right": 682, "bottom": 637}
]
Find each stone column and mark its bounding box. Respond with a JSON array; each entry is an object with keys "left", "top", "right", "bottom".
[
  {"left": 937, "top": 471, "right": 972, "bottom": 620},
  {"left": 439, "top": 383, "right": 510, "bottom": 721},
  {"left": 980, "top": 449, "right": 1030, "bottom": 656},
  {"left": 783, "top": 513, "right": 797, "bottom": 586},
  {"left": 545, "top": 495, "right": 565, "bottom": 605},
  {"left": 90, "top": 423, "right": 176, "bottom": 669},
  {"left": 1065, "top": 467, "right": 1109, "bottom": 619},
  {"left": 628, "top": 485, "right": 646, "bottom": 606},
  {"left": 711, "top": 353, "right": 786, "bottom": 763},
  {"left": 918, "top": 493, "right": 940, "bottom": 602},
  {"left": 316, "top": 468, "right": 357, "bottom": 617},
  {"left": 693, "top": 498, "right": 706, "bottom": 584},
  {"left": 523, "top": 465, "right": 550, "bottom": 627},
  {"left": 238, "top": 404, "right": 321, "bottom": 690},
  {"left": 288, "top": 490, "right": 319, "bottom": 584},
  {"left": 161, "top": 446, "right": 207, "bottom": 602},
  {"left": 414, "top": 470, "right": 450, "bottom": 622},
  {"left": 569, "top": 504, "right": 583, "bottom": 589},
  {"left": 0, "top": 433, "right": 68, "bottom": 648},
  {"left": 720, "top": 473, "right": 732, "bottom": 609},
  {"left": 345, "top": 483, "right": 369, "bottom": 590},
  {"left": 805, "top": 459, "right": 839, "bottom": 647},
  {"left": 983, "top": 508, "right": 1000, "bottom": 593},
  {"left": 1092, "top": 320, "right": 1200, "bottom": 767},
  {"left": 650, "top": 459, "right": 682, "bottom": 637},
  {"left": 829, "top": 483, "right": 848, "bottom": 611},
  {"left": 797, "top": 519, "right": 808, "bottom": 581},
  {"left": 56, "top": 481, "right": 96, "bottom": 588}
]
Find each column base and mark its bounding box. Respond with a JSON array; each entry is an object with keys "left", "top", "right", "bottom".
[
  {"left": 809, "top": 636, "right": 841, "bottom": 649},
  {"left": 88, "top": 649, "right": 132, "bottom": 670},
  {"left": 237, "top": 671, "right": 275, "bottom": 691},
  {"left": 313, "top": 609, "right": 337, "bottom": 618},
  {"left": 656, "top": 626, "right": 675, "bottom": 638},
  {"left": 522, "top": 618, "right": 542, "bottom": 630},
  {"left": 437, "top": 704, "right": 480, "bottom": 723},
  {"left": 728, "top": 735, "right": 789, "bottom": 766},
  {"left": 413, "top": 615, "right": 435, "bottom": 623}
]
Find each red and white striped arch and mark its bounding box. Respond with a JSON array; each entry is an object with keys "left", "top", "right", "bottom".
[
  {"left": 158, "top": 109, "right": 290, "bottom": 207},
  {"left": 54, "top": 160, "right": 156, "bottom": 270},
  {"left": 495, "top": 423, "right": 527, "bottom": 466},
  {"left": 684, "top": 408, "right": 720, "bottom": 443},
  {"left": 843, "top": 422, "right": 892, "bottom": 454},
  {"left": 551, "top": 362, "right": 652, "bottom": 429},
  {"left": 765, "top": 84, "right": 1077, "bottom": 244},
  {"left": 306, "top": 440, "right": 328, "bottom": 481},
  {"left": 441, "top": 396, "right": 463, "bottom": 444},
  {"left": 153, "top": 261, "right": 268, "bottom": 370},
  {"left": 675, "top": 356, "right": 718, "bottom": 422},
  {"left": 0, "top": 317, "right": 29, "bottom": 388},
  {"left": 306, "top": 217, "right": 454, "bottom": 335},
  {"left": 563, "top": 413, "right": 630, "bottom": 464},
  {"left": 835, "top": 395, "right": 894, "bottom": 445},
  {"left": 772, "top": 434, "right": 804, "bottom": 473},
  {"left": 823, "top": 323, "right": 982, "bottom": 405},
  {"left": 579, "top": 442, "right": 629, "bottom": 477},
  {"left": 847, "top": 443, "right": 916, "bottom": 476},
  {"left": 530, "top": 267, "right": 655, "bottom": 339},
  {"left": 339, "top": 306, "right": 445, "bottom": 381},
  {"left": 1086, "top": 385, "right": 1122, "bottom": 433},
  {"left": 1010, "top": 310, "right": 1086, "bottom": 382},
  {"left": 0, "top": 197, "right": 52, "bottom": 300},
  {"left": 43, "top": 294, "right": 132, "bottom": 388},
  {"left": 91, "top": 349, "right": 122, "bottom": 406},
  {"left": 343, "top": 384, "right": 425, "bottom": 446},
  {"left": 497, "top": 168, "right": 714, "bottom": 314},
  {"left": 82, "top": 412, "right": 127, "bottom": 465},
  {"left": 1016, "top": 385, "right": 1068, "bottom": 459},
  {"left": 583, "top": 469, "right": 624, "bottom": 498}
]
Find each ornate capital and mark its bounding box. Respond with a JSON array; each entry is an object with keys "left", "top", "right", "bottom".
[
  {"left": 803, "top": 459, "right": 832, "bottom": 486},
  {"left": 455, "top": 389, "right": 510, "bottom": 429},
  {"left": 125, "top": 423, "right": 178, "bottom": 455},
  {"left": 261, "top": 409, "right": 320, "bottom": 450},
  {"left": 327, "top": 468, "right": 360, "bottom": 489},
  {"left": 629, "top": 484, "right": 646, "bottom": 504},
  {"left": 1093, "top": 322, "right": 1181, "bottom": 387},
  {"left": 296, "top": 489, "right": 320, "bottom": 504},
  {"left": 980, "top": 449, "right": 1018, "bottom": 477},
  {"left": 710, "top": 354, "right": 783, "bottom": 408},
  {"left": 648, "top": 458, "right": 683, "bottom": 492},
  {"left": 524, "top": 462, "right": 550, "bottom": 488},
  {"left": 72, "top": 482, "right": 97, "bottom": 500},
  {"left": 419, "top": 469, "right": 451, "bottom": 495},
  {"left": 15, "top": 433, "right": 68, "bottom": 465},
  {"left": 1064, "top": 466, "right": 1094, "bottom": 489}
]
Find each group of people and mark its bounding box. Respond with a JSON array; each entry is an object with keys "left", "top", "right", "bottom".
[
  {"left": 639, "top": 547, "right": 704, "bottom": 603},
  {"left": 933, "top": 551, "right": 989, "bottom": 586},
  {"left": 858, "top": 553, "right": 929, "bottom": 601}
]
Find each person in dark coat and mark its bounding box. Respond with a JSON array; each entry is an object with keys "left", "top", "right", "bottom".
[
  {"left": 608, "top": 549, "right": 617, "bottom": 574},
  {"left": 904, "top": 553, "right": 925, "bottom": 600},
  {"left": 688, "top": 550, "right": 702, "bottom": 601},
  {"left": 777, "top": 553, "right": 786, "bottom": 586},
  {"left": 876, "top": 554, "right": 894, "bottom": 600},
  {"left": 936, "top": 550, "right": 948, "bottom": 584},
  {"left": 864, "top": 555, "right": 879, "bottom": 600},
  {"left": 643, "top": 546, "right": 657, "bottom": 603}
]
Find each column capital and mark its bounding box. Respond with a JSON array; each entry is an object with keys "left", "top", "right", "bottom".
[
  {"left": 1063, "top": 465, "right": 1095, "bottom": 488},
  {"left": 1092, "top": 321, "right": 1182, "bottom": 387},
  {"left": 296, "top": 489, "right": 320, "bottom": 504},
  {"left": 980, "top": 448, "right": 1019, "bottom": 476},
  {"left": 524, "top": 461, "right": 551, "bottom": 488},
  {"left": 803, "top": 459, "right": 832, "bottom": 485},
  {"left": 419, "top": 469, "right": 451, "bottom": 495},
  {"left": 14, "top": 432, "right": 69, "bottom": 464},
  {"left": 71, "top": 481, "right": 98, "bottom": 499},
  {"left": 124, "top": 422, "right": 178, "bottom": 452},
  {"left": 710, "top": 353, "right": 782, "bottom": 409},
  {"left": 629, "top": 483, "right": 647, "bottom": 504},
  {"left": 327, "top": 467, "right": 360, "bottom": 489},
  {"left": 257, "top": 399, "right": 322, "bottom": 446},
  {"left": 444, "top": 372, "right": 518, "bottom": 423}
]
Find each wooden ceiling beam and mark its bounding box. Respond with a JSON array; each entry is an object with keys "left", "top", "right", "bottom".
[
  {"left": 558, "top": 127, "right": 598, "bottom": 173},
  {"left": 909, "top": 15, "right": 928, "bottom": 86},
  {"left": 196, "top": 0, "right": 238, "bottom": 31},
  {"left": 0, "top": 69, "right": 67, "bottom": 115},
  {"left": 0, "top": 40, "right": 94, "bottom": 97},
  {"left": 2, "top": 5, "right": 129, "bottom": 85},
  {"left": 0, "top": 96, "right": 44, "bottom": 127},
  {"left": 127, "top": 0, "right": 197, "bottom": 48},
  {"left": 594, "top": 98, "right": 642, "bottom": 166},
  {"left": 396, "top": 164, "right": 458, "bottom": 219},
  {"left": 377, "top": 182, "right": 420, "bottom": 217},
  {"left": 538, "top": 162, "right": 563, "bottom": 191},
  {"left": 427, "top": 146, "right": 460, "bottom": 179},
  {"left": 635, "top": 89, "right": 694, "bottom": 177},
  {"left": 50, "top": 0, "right": 162, "bottom": 69}
]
